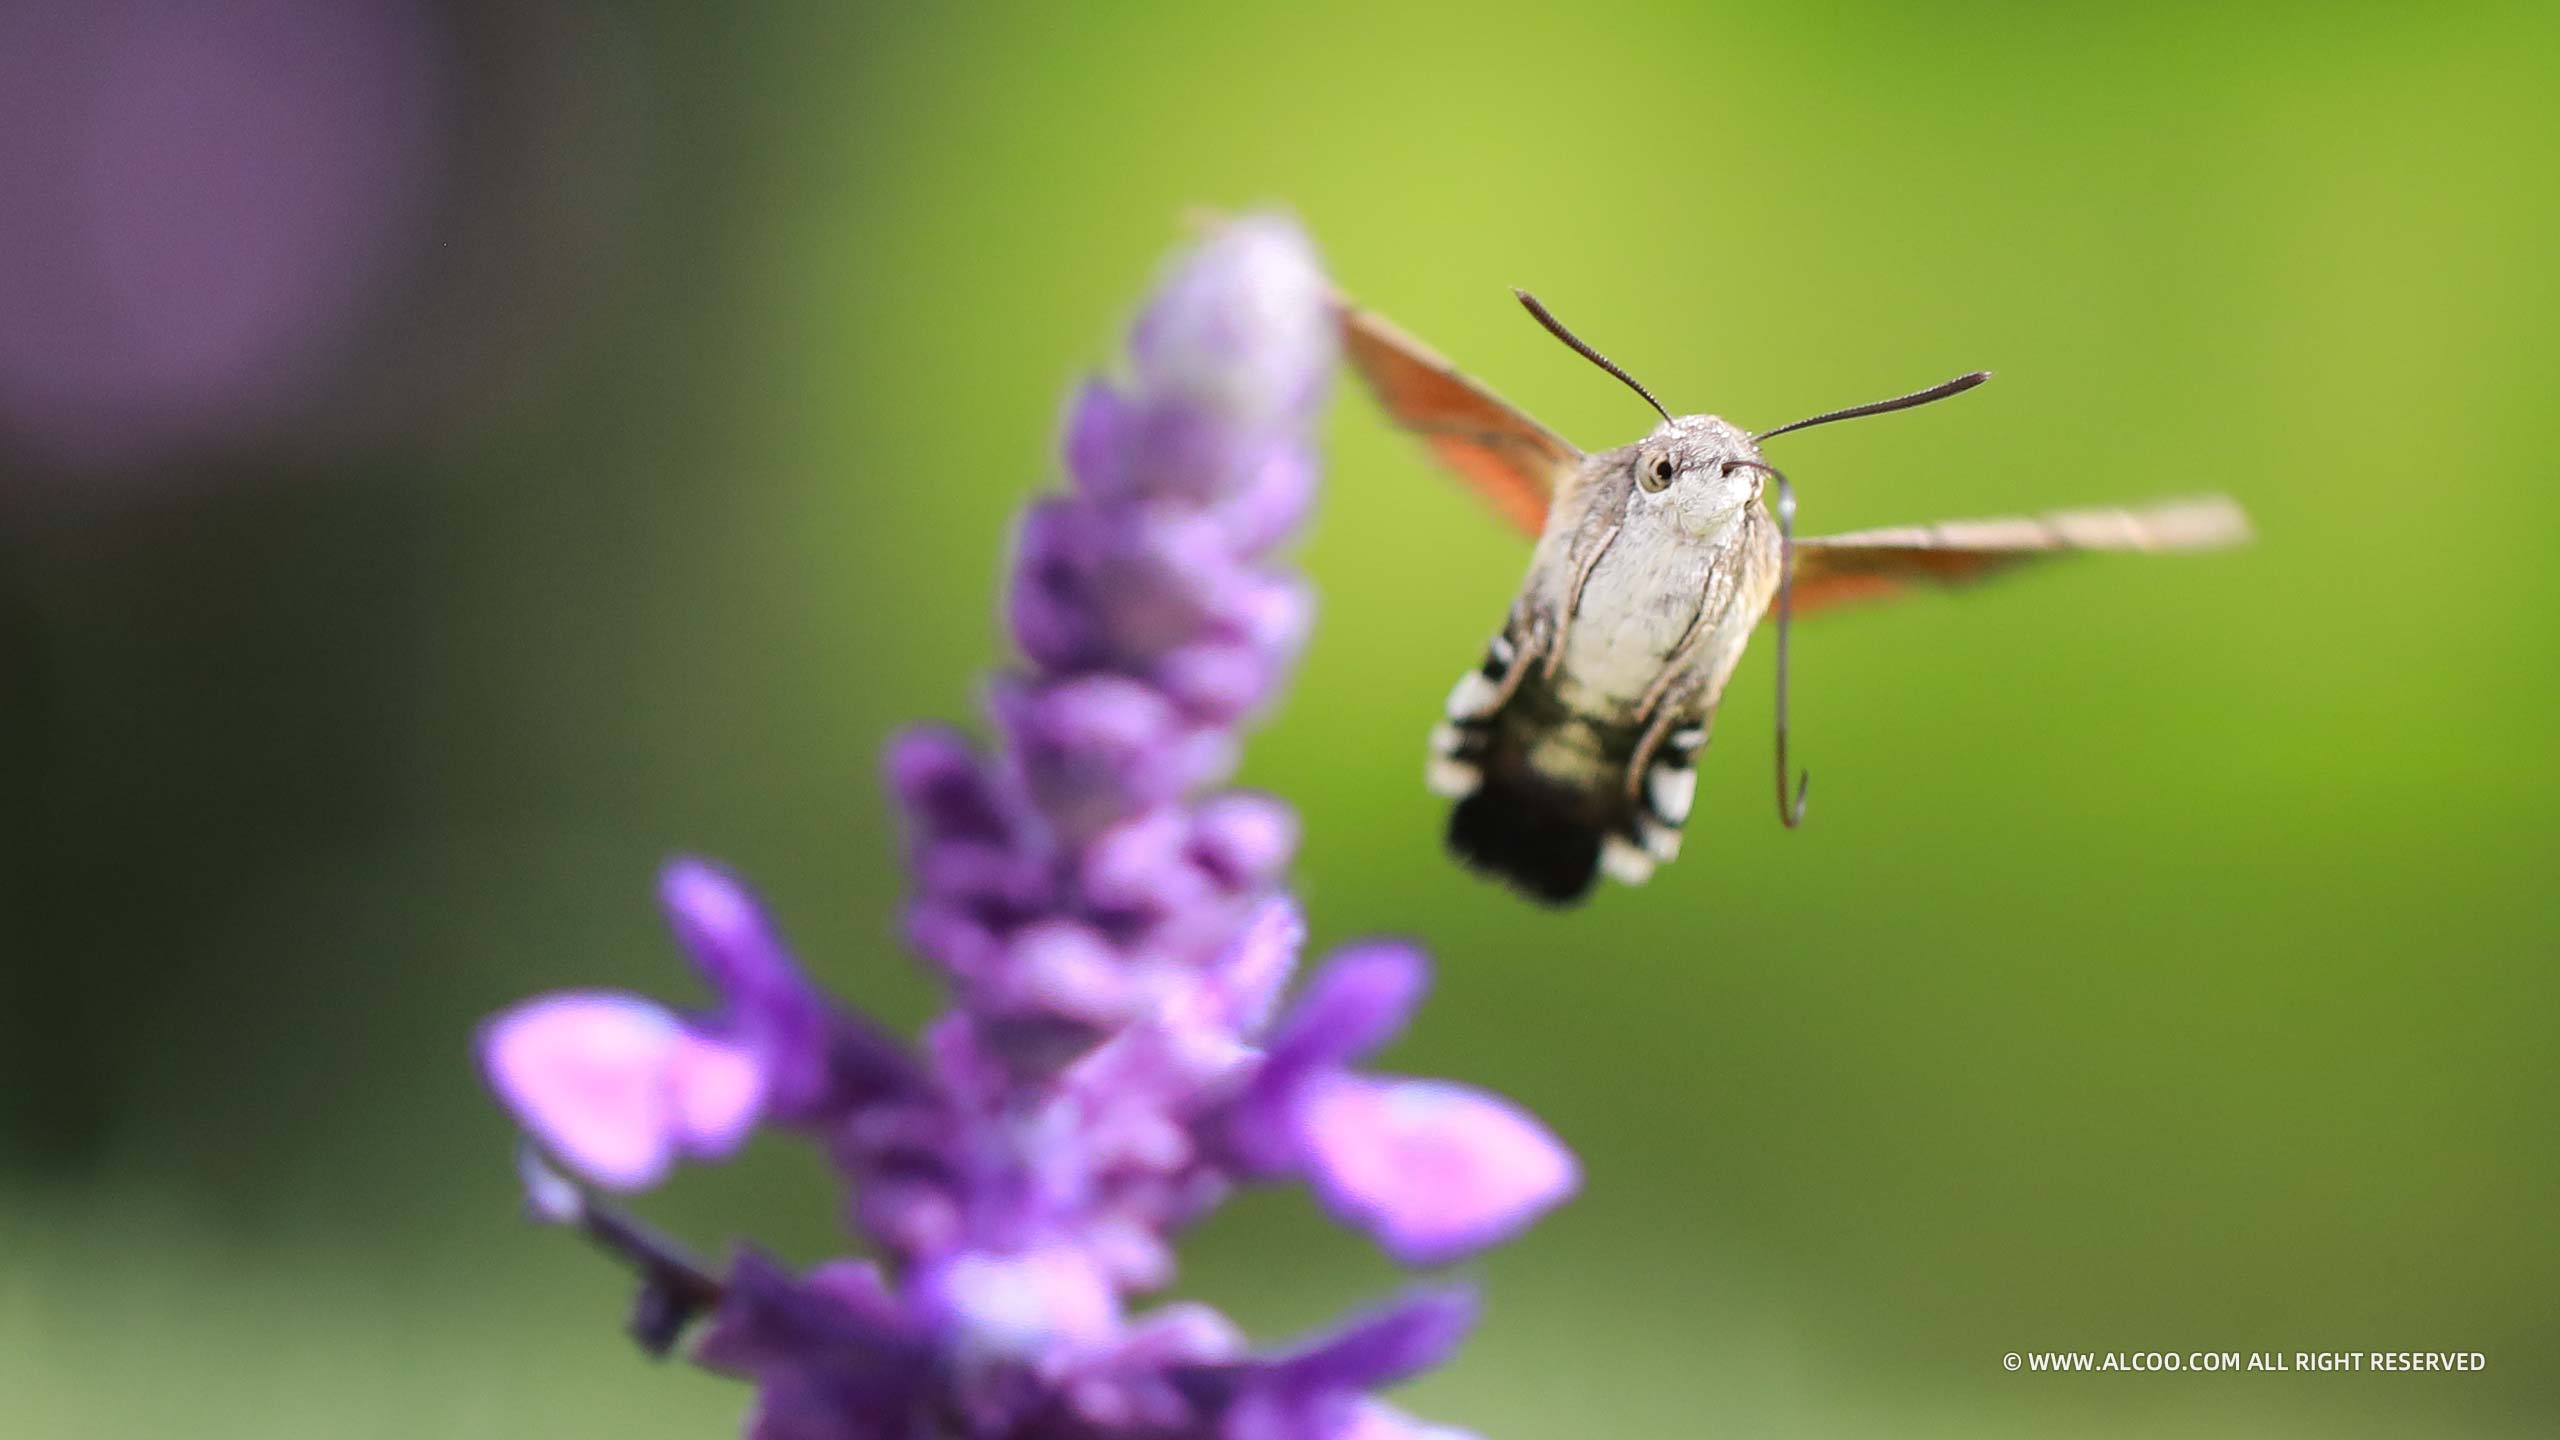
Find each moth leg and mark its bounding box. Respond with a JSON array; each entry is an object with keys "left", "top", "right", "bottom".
[
  {"left": 1633, "top": 608, "right": 1716, "bottom": 725},
  {"left": 1484, "top": 626, "right": 1543, "bottom": 713},
  {"left": 1544, "top": 522, "right": 1623, "bottom": 680},
  {"left": 1600, "top": 702, "right": 1711, "bottom": 883},
  {"left": 1426, "top": 629, "right": 1543, "bottom": 799},
  {"left": 1625, "top": 699, "right": 1686, "bottom": 803}
]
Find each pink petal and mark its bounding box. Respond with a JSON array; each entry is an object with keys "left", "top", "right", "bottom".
[
  {"left": 480, "top": 993, "right": 685, "bottom": 1190},
  {"left": 480, "top": 992, "right": 764, "bottom": 1190},
  {"left": 1295, "top": 1074, "right": 1578, "bottom": 1266},
  {"left": 667, "top": 1026, "right": 768, "bottom": 1156}
]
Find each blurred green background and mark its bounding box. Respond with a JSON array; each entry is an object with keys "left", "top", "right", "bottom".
[{"left": 7, "top": 2, "right": 2556, "bottom": 1435}]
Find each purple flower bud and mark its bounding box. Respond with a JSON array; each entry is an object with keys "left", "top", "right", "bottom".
[
  {"left": 650, "top": 861, "right": 924, "bottom": 1130},
  {"left": 1152, "top": 640, "right": 1273, "bottom": 722},
  {"left": 1266, "top": 1286, "right": 1478, "bottom": 1395},
  {"left": 1223, "top": 1289, "right": 1480, "bottom": 1440},
  {"left": 1265, "top": 942, "right": 1430, "bottom": 1076},
  {"left": 660, "top": 859, "right": 804, "bottom": 1002},
  {"left": 914, "top": 838, "right": 1057, "bottom": 917},
  {"left": 1009, "top": 498, "right": 1110, "bottom": 670},
  {"left": 885, "top": 726, "right": 1014, "bottom": 846},
  {"left": 854, "top": 1176, "right": 964, "bottom": 1262},
  {"left": 904, "top": 899, "right": 1004, "bottom": 979},
  {"left": 1212, "top": 443, "right": 1319, "bottom": 554},
  {"left": 1062, "top": 378, "right": 1135, "bottom": 498},
  {"left": 1080, "top": 808, "right": 1218, "bottom": 918},
  {"left": 1191, "top": 794, "right": 1300, "bottom": 890},
  {"left": 996, "top": 673, "right": 1205, "bottom": 833},
  {"left": 1061, "top": 1302, "right": 1242, "bottom": 1431},
  {"left": 992, "top": 920, "right": 1136, "bottom": 1029}
]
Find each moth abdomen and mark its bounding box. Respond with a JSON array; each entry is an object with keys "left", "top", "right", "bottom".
[
  {"left": 1447, "top": 774, "right": 1605, "bottom": 906},
  {"left": 1431, "top": 647, "right": 1706, "bottom": 904}
]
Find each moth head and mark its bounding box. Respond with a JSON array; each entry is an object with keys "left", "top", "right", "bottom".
[{"left": 1631, "top": 416, "right": 1767, "bottom": 526}]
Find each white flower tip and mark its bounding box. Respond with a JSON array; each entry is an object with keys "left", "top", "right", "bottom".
[
  {"left": 515, "top": 1144, "right": 585, "bottom": 1226},
  {"left": 1133, "top": 212, "right": 1333, "bottom": 424},
  {"left": 916, "top": 1246, "right": 1122, "bottom": 1366}
]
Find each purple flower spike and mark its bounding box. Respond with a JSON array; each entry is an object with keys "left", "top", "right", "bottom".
[{"left": 476, "top": 216, "right": 1573, "bottom": 1439}]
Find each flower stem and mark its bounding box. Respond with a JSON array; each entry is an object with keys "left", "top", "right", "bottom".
[{"left": 521, "top": 1145, "right": 725, "bottom": 1356}]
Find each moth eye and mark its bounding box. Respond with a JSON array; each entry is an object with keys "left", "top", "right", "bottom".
[{"left": 1651, "top": 457, "right": 1675, "bottom": 482}]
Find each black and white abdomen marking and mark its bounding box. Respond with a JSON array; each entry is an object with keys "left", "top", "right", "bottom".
[
  {"left": 1599, "top": 721, "right": 1704, "bottom": 886},
  {"left": 1426, "top": 628, "right": 1709, "bottom": 903},
  {"left": 1426, "top": 634, "right": 1514, "bottom": 800}
]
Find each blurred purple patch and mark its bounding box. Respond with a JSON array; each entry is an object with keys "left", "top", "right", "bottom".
[
  {"left": 0, "top": 0, "right": 441, "bottom": 469},
  {"left": 477, "top": 215, "right": 1575, "bottom": 1438}
]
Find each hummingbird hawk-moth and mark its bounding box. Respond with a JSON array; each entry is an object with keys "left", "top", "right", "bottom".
[{"left": 1339, "top": 290, "right": 2249, "bottom": 906}]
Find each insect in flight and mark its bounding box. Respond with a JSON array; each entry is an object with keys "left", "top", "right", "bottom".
[{"left": 1340, "top": 290, "right": 2249, "bottom": 906}]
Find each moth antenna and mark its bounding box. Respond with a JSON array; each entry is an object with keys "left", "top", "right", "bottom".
[
  {"left": 1756, "top": 370, "right": 1991, "bottom": 442},
  {"left": 1721, "top": 458, "right": 1810, "bottom": 829},
  {"left": 1514, "top": 289, "right": 1673, "bottom": 424}
]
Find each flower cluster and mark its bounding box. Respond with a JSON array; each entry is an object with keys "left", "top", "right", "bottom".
[{"left": 478, "top": 216, "right": 1575, "bottom": 1440}]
